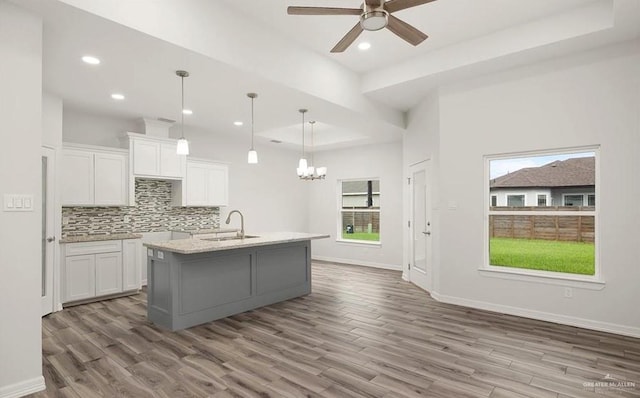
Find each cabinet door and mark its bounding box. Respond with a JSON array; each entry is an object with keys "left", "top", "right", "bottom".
[
  {"left": 95, "top": 252, "right": 123, "bottom": 296},
  {"left": 94, "top": 152, "right": 127, "bottom": 206},
  {"left": 159, "top": 142, "right": 183, "bottom": 178},
  {"left": 186, "top": 162, "right": 209, "bottom": 206},
  {"left": 208, "top": 164, "right": 229, "bottom": 206},
  {"left": 133, "top": 139, "right": 160, "bottom": 176},
  {"left": 122, "top": 239, "right": 141, "bottom": 291},
  {"left": 61, "top": 149, "right": 94, "bottom": 205},
  {"left": 64, "top": 254, "right": 95, "bottom": 302}
]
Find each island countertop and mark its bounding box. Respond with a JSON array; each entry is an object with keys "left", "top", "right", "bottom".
[{"left": 143, "top": 232, "right": 330, "bottom": 254}]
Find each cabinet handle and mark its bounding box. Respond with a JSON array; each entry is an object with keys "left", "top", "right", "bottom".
[
  {"left": 46, "top": 236, "right": 56, "bottom": 243},
  {"left": 422, "top": 231, "right": 431, "bottom": 236}
]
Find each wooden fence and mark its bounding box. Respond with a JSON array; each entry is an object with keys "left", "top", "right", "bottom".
[
  {"left": 489, "top": 207, "right": 594, "bottom": 243},
  {"left": 342, "top": 211, "right": 380, "bottom": 233}
]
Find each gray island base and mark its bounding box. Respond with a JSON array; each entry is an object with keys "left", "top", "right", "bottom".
[{"left": 144, "top": 233, "right": 328, "bottom": 331}]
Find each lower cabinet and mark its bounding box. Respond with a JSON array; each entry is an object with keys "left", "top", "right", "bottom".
[{"left": 62, "top": 239, "right": 141, "bottom": 304}]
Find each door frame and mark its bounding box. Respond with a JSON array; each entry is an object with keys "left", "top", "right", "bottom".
[
  {"left": 408, "top": 159, "right": 433, "bottom": 292},
  {"left": 42, "top": 147, "right": 56, "bottom": 316}
]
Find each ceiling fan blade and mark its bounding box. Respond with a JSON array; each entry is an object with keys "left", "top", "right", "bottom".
[
  {"left": 386, "top": 14, "right": 428, "bottom": 46},
  {"left": 287, "top": 6, "right": 361, "bottom": 16},
  {"left": 331, "top": 23, "right": 364, "bottom": 53},
  {"left": 384, "top": 0, "right": 437, "bottom": 14}
]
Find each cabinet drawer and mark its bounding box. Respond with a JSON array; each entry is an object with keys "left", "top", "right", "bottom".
[{"left": 65, "top": 240, "right": 122, "bottom": 256}]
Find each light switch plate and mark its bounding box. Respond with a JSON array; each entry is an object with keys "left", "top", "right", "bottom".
[{"left": 3, "top": 194, "right": 34, "bottom": 212}]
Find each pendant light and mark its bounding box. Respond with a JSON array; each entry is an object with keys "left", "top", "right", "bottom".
[
  {"left": 299, "top": 120, "right": 327, "bottom": 180},
  {"left": 296, "top": 109, "right": 308, "bottom": 176},
  {"left": 247, "top": 93, "right": 258, "bottom": 164},
  {"left": 176, "top": 70, "right": 190, "bottom": 155}
]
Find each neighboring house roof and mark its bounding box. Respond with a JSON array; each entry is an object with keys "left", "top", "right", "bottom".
[{"left": 490, "top": 157, "right": 595, "bottom": 189}]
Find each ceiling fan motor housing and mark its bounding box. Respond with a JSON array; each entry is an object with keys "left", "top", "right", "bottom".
[{"left": 360, "top": 2, "right": 388, "bottom": 31}]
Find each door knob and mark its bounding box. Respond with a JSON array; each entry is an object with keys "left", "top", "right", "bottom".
[{"left": 46, "top": 236, "right": 55, "bottom": 243}]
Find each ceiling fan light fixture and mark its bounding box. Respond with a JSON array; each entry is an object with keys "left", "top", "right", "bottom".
[{"left": 360, "top": 10, "right": 388, "bottom": 31}]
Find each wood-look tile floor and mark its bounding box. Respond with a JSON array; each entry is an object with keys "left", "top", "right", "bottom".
[{"left": 31, "top": 262, "right": 640, "bottom": 398}]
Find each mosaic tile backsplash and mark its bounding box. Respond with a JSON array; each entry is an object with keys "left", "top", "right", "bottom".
[{"left": 62, "top": 179, "right": 220, "bottom": 238}]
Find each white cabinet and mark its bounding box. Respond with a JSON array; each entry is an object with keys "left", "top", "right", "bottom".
[
  {"left": 61, "top": 145, "right": 128, "bottom": 206},
  {"left": 122, "top": 239, "right": 141, "bottom": 291},
  {"left": 129, "top": 134, "right": 185, "bottom": 178},
  {"left": 184, "top": 160, "right": 229, "bottom": 207},
  {"left": 64, "top": 254, "right": 96, "bottom": 302},
  {"left": 62, "top": 239, "right": 141, "bottom": 304}
]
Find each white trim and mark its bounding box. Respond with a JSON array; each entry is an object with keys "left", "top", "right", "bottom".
[
  {"left": 430, "top": 291, "right": 640, "bottom": 339},
  {"left": 478, "top": 268, "right": 604, "bottom": 289},
  {"left": 335, "top": 238, "right": 381, "bottom": 246},
  {"left": 0, "top": 376, "right": 45, "bottom": 398},
  {"left": 313, "top": 256, "right": 401, "bottom": 271},
  {"left": 489, "top": 210, "right": 595, "bottom": 216}
]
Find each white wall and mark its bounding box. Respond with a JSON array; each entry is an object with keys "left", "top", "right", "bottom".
[
  {"left": 62, "top": 107, "right": 139, "bottom": 148},
  {"left": 61, "top": 110, "right": 309, "bottom": 234},
  {"left": 406, "top": 40, "right": 640, "bottom": 336},
  {"left": 308, "top": 141, "right": 404, "bottom": 270},
  {"left": 0, "top": 2, "right": 45, "bottom": 396}
]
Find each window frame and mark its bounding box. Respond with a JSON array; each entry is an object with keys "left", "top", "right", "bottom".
[
  {"left": 563, "top": 194, "right": 585, "bottom": 207},
  {"left": 483, "top": 146, "right": 602, "bottom": 286},
  {"left": 537, "top": 194, "right": 548, "bottom": 207},
  {"left": 336, "top": 178, "right": 382, "bottom": 246},
  {"left": 490, "top": 195, "right": 497, "bottom": 207},
  {"left": 506, "top": 194, "right": 525, "bottom": 207}
]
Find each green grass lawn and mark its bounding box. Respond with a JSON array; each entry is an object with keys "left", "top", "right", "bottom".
[
  {"left": 490, "top": 237, "right": 595, "bottom": 275},
  {"left": 342, "top": 232, "right": 380, "bottom": 241}
]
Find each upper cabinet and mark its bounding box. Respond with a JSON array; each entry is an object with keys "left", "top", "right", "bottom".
[
  {"left": 61, "top": 144, "right": 128, "bottom": 206},
  {"left": 184, "top": 159, "right": 229, "bottom": 207},
  {"left": 128, "top": 133, "right": 185, "bottom": 179}
]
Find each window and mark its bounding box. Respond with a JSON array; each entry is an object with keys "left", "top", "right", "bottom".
[
  {"left": 339, "top": 179, "right": 380, "bottom": 243},
  {"left": 564, "top": 194, "right": 584, "bottom": 206},
  {"left": 507, "top": 195, "right": 525, "bottom": 207},
  {"left": 487, "top": 148, "right": 597, "bottom": 277},
  {"left": 491, "top": 195, "right": 497, "bottom": 207}
]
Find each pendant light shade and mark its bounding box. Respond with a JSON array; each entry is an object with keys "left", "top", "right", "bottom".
[
  {"left": 247, "top": 93, "right": 258, "bottom": 164},
  {"left": 176, "top": 70, "right": 190, "bottom": 155}
]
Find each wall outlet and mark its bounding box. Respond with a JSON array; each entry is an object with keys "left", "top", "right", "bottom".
[{"left": 564, "top": 287, "right": 573, "bottom": 298}]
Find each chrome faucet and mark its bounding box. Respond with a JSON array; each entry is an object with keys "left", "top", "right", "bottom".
[{"left": 225, "top": 210, "right": 245, "bottom": 238}]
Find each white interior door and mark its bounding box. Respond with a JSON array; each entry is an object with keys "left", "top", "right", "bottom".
[
  {"left": 409, "top": 161, "right": 432, "bottom": 291},
  {"left": 42, "top": 147, "right": 55, "bottom": 316}
]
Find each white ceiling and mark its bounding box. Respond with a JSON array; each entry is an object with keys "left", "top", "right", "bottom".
[
  {"left": 16, "top": 0, "right": 640, "bottom": 151},
  {"left": 221, "top": 0, "right": 598, "bottom": 73}
]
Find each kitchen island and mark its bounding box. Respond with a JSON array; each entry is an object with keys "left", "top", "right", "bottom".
[{"left": 143, "top": 232, "right": 329, "bottom": 331}]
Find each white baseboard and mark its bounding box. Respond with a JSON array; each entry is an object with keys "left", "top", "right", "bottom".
[
  {"left": 430, "top": 291, "right": 640, "bottom": 339},
  {"left": 0, "top": 376, "right": 45, "bottom": 398},
  {"left": 312, "top": 256, "right": 401, "bottom": 271}
]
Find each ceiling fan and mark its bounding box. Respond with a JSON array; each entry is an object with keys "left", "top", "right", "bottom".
[{"left": 287, "top": 0, "right": 437, "bottom": 53}]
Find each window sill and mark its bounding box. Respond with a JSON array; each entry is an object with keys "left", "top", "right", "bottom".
[
  {"left": 478, "top": 266, "right": 605, "bottom": 290},
  {"left": 336, "top": 239, "right": 381, "bottom": 247}
]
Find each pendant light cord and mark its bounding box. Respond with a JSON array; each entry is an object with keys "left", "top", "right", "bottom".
[
  {"left": 180, "top": 74, "right": 185, "bottom": 140},
  {"left": 310, "top": 121, "right": 315, "bottom": 167},
  {"left": 251, "top": 96, "right": 255, "bottom": 149},
  {"left": 301, "top": 111, "right": 305, "bottom": 158}
]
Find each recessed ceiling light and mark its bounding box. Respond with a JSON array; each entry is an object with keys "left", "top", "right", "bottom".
[
  {"left": 234, "top": 121, "right": 243, "bottom": 126},
  {"left": 111, "top": 93, "right": 125, "bottom": 100},
  {"left": 182, "top": 109, "right": 193, "bottom": 115},
  {"left": 82, "top": 55, "right": 100, "bottom": 65},
  {"left": 358, "top": 42, "right": 371, "bottom": 50}
]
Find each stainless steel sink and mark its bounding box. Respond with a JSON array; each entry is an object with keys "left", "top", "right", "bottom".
[{"left": 201, "top": 235, "right": 260, "bottom": 242}]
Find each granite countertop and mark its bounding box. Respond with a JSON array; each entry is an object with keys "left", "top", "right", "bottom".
[
  {"left": 170, "top": 228, "right": 239, "bottom": 235},
  {"left": 59, "top": 233, "right": 143, "bottom": 243},
  {"left": 144, "top": 232, "right": 330, "bottom": 254}
]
